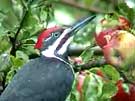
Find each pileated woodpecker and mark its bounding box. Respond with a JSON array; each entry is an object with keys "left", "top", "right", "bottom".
[{"left": 0, "top": 15, "right": 95, "bottom": 101}]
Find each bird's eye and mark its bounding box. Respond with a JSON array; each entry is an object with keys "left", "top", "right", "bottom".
[{"left": 53, "top": 32, "right": 60, "bottom": 37}]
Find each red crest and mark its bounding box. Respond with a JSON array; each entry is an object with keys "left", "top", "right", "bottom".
[{"left": 35, "top": 26, "right": 60, "bottom": 49}]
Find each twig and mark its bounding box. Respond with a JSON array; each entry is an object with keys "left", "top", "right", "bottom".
[
  {"left": 68, "top": 45, "right": 103, "bottom": 56},
  {"left": 10, "top": 0, "right": 34, "bottom": 56},
  {"left": 116, "top": 68, "right": 135, "bottom": 85},
  {"left": 9, "top": 13, "right": 27, "bottom": 55},
  {"left": 73, "top": 58, "right": 106, "bottom": 72}
]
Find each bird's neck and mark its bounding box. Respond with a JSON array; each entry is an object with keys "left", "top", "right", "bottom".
[{"left": 41, "top": 48, "right": 70, "bottom": 66}]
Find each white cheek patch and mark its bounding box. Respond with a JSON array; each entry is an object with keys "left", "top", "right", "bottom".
[
  {"left": 41, "top": 48, "right": 55, "bottom": 58},
  {"left": 57, "top": 36, "right": 73, "bottom": 55},
  {"left": 41, "top": 28, "right": 72, "bottom": 57},
  {"left": 52, "top": 28, "right": 71, "bottom": 49}
]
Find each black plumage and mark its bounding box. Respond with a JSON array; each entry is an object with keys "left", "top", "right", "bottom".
[{"left": 0, "top": 56, "right": 74, "bottom": 101}]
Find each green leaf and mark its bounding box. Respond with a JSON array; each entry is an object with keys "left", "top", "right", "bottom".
[
  {"left": 0, "top": 0, "right": 13, "bottom": 12},
  {"left": 16, "top": 50, "right": 29, "bottom": 62},
  {"left": 2, "top": 11, "right": 19, "bottom": 32},
  {"left": 25, "top": 39, "right": 35, "bottom": 44},
  {"left": 0, "top": 53, "right": 11, "bottom": 72},
  {"left": 19, "top": 45, "right": 37, "bottom": 56},
  {"left": 101, "top": 82, "right": 117, "bottom": 100},
  {"left": 69, "top": 90, "right": 80, "bottom": 101},
  {"left": 121, "top": 51, "right": 135, "bottom": 82},
  {"left": 82, "top": 72, "right": 104, "bottom": 101},
  {"left": 5, "top": 53, "right": 28, "bottom": 84},
  {"left": 0, "top": 72, "right": 4, "bottom": 81},
  {"left": 0, "top": 35, "right": 11, "bottom": 54},
  {"left": 82, "top": 74, "right": 90, "bottom": 101},
  {"left": 10, "top": 56, "right": 24, "bottom": 68},
  {"left": 6, "top": 68, "right": 16, "bottom": 84},
  {"left": 101, "top": 65, "right": 120, "bottom": 83},
  {"left": 118, "top": 3, "right": 134, "bottom": 24},
  {"left": 11, "top": 0, "right": 24, "bottom": 20},
  {"left": 80, "top": 47, "right": 94, "bottom": 63},
  {"left": 18, "top": 10, "right": 41, "bottom": 41},
  {"left": 18, "top": 30, "right": 31, "bottom": 40},
  {"left": 67, "top": 71, "right": 104, "bottom": 101},
  {"left": 22, "top": 11, "right": 38, "bottom": 29},
  {"left": 5, "top": 55, "right": 26, "bottom": 84},
  {"left": 67, "top": 73, "right": 80, "bottom": 101}
]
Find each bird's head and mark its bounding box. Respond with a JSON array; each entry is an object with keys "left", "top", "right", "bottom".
[{"left": 35, "top": 15, "right": 95, "bottom": 58}]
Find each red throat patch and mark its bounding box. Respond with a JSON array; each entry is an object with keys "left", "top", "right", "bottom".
[{"left": 34, "top": 26, "right": 60, "bottom": 49}]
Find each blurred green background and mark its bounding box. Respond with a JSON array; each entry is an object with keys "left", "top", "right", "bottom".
[{"left": 0, "top": 0, "right": 135, "bottom": 99}]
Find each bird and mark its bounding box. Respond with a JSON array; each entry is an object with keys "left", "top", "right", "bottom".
[{"left": 0, "top": 15, "right": 95, "bottom": 101}]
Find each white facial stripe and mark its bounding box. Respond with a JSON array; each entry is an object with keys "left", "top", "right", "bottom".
[
  {"left": 45, "top": 36, "right": 52, "bottom": 41},
  {"left": 57, "top": 36, "right": 73, "bottom": 55},
  {"left": 51, "top": 28, "right": 71, "bottom": 49},
  {"left": 42, "top": 48, "right": 73, "bottom": 69},
  {"left": 41, "top": 28, "right": 71, "bottom": 57}
]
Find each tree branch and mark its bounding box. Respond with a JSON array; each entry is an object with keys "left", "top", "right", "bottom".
[
  {"left": 10, "top": 0, "right": 34, "bottom": 56},
  {"left": 73, "top": 58, "right": 106, "bottom": 72},
  {"left": 54, "top": 0, "right": 107, "bottom": 13},
  {"left": 68, "top": 45, "right": 103, "bottom": 56},
  {"left": 116, "top": 68, "right": 135, "bottom": 85}
]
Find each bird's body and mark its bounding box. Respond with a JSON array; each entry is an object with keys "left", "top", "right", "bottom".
[
  {"left": 0, "top": 56, "right": 74, "bottom": 101},
  {"left": 0, "top": 15, "right": 95, "bottom": 101}
]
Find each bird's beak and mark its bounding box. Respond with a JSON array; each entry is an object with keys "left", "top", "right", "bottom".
[
  {"left": 67, "top": 15, "right": 96, "bottom": 36},
  {"left": 55, "top": 15, "right": 96, "bottom": 55}
]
